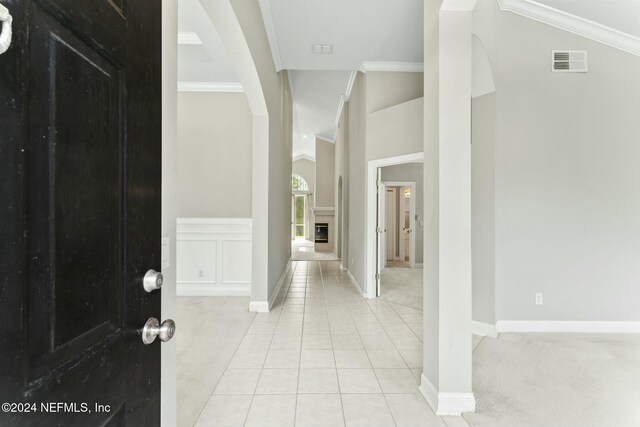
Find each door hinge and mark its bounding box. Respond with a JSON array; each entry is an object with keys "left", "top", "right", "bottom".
[
  {"left": 376, "top": 227, "right": 382, "bottom": 234},
  {"left": 375, "top": 273, "right": 381, "bottom": 280}
]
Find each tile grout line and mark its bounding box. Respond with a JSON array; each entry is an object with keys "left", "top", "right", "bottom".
[
  {"left": 241, "top": 261, "right": 292, "bottom": 427},
  {"left": 291, "top": 260, "right": 308, "bottom": 427},
  {"left": 322, "top": 263, "right": 349, "bottom": 427}
]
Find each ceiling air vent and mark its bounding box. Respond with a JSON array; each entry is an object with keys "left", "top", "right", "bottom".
[{"left": 552, "top": 50, "right": 587, "bottom": 73}]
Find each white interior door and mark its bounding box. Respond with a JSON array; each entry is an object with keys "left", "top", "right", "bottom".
[
  {"left": 376, "top": 169, "right": 386, "bottom": 295},
  {"left": 399, "top": 189, "right": 406, "bottom": 262},
  {"left": 401, "top": 187, "right": 412, "bottom": 264},
  {"left": 385, "top": 188, "right": 396, "bottom": 261}
]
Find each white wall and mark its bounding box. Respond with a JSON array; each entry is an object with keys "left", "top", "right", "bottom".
[
  {"left": 381, "top": 163, "right": 424, "bottom": 264},
  {"left": 231, "top": 0, "right": 293, "bottom": 306},
  {"left": 177, "top": 92, "right": 252, "bottom": 218},
  {"left": 315, "top": 138, "right": 335, "bottom": 207},
  {"left": 345, "top": 72, "right": 424, "bottom": 292},
  {"left": 475, "top": 0, "right": 640, "bottom": 322},
  {"left": 471, "top": 92, "right": 496, "bottom": 325},
  {"left": 346, "top": 73, "right": 367, "bottom": 291},
  {"left": 366, "top": 71, "right": 424, "bottom": 113},
  {"left": 367, "top": 97, "right": 424, "bottom": 161}
]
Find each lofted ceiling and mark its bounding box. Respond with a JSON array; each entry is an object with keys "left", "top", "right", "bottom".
[
  {"left": 289, "top": 70, "right": 354, "bottom": 160},
  {"left": 260, "top": 0, "right": 424, "bottom": 160}
]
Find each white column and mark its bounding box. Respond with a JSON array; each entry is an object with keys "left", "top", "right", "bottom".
[{"left": 421, "top": 0, "right": 476, "bottom": 416}]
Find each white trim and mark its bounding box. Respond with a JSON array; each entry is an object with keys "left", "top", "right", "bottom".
[
  {"left": 316, "top": 134, "right": 335, "bottom": 144},
  {"left": 335, "top": 95, "right": 346, "bottom": 126},
  {"left": 472, "top": 321, "right": 498, "bottom": 338},
  {"left": 345, "top": 70, "right": 358, "bottom": 101},
  {"left": 177, "top": 82, "right": 244, "bottom": 93},
  {"left": 496, "top": 320, "right": 640, "bottom": 334},
  {"left": 419, "top": 374, "right": 476, "bottom": 416},
  {"left": 346, "top": 269, "right": 369, "bottom": 298},
  {"left": 258, "top": 0, "right": 283, "bottom": 71},
  {"left": 359, "top": 61, "right": 424, "bottom": 73},
  {"left": 249, "top": 301, "right": 269, "bottom": 313},
  {"left": 441, "top": 0, "right": 477, "bottom": 12},
  {"left": 268, "top": 258, "right": 292, "bottom": 311},
  {"left": 176, "top": 218, "right": 252, "bottom": 296},
  {"left": 498, "top": 0, "right": 640, "bottom": 57},
  {"left": 177, "top": 285, "right": 249, "bottom": 297},
  {"left": 293, "top": 153, "right": 316, "bottom": 162},
  {"left": 419, "top": 374, "right": 439, "bottom": 414},
  {"left": 366, "top": 152, "right": 424, "bottom": 299},
  {"left": 177, "top": 31, "right": 202, "bottom": 45},
  {"left": 334, "top": 70, "right": 359, "bottom": 126}
]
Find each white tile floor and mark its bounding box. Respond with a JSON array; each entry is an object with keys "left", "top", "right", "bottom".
[
  {"left": 180, "top": 260, "right": 640, "bottom": 427},
  {"left": 191, "top": 260, "right": 448, "bottom": 427}
]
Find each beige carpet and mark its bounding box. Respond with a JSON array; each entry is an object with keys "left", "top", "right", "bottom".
[
  {"left": 379, "top": 266, "right": 423, "bottom": 310},
  {"left": 465, "top": 333, "right": 640, "bottom": 427}
]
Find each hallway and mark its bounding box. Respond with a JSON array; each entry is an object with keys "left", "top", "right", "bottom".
[{"left": 182, "top": 260, "right": 431, "bottom": 427}]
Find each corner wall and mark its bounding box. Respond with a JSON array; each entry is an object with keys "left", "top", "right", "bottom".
[{"left": 474, "top": 0, "right": 640, "bottom": 323}]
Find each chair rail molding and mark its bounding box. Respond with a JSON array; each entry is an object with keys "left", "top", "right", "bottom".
[
  {"left": 498, "top": 0, "right": 640, "bottom": 57},
  {"left": 176, "top": 218, "right": 252, "bottom": 296}
]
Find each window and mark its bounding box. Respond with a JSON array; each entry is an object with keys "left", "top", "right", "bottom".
[{"left": 292, "top": 174, "right": 308, "bottom": 191}]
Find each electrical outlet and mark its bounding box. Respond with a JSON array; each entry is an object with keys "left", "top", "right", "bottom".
[
  {"left": 535, "top": 293, "right": 543, "bottom": 305},
  {"left": 198, "top": 269, "right": 204, "bottom": 278}
]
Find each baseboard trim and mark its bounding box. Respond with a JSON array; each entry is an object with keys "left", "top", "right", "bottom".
[
  {"left": 419, "top": 374, "right": 476, "bottom": 416},
  {"left": 249, "top": 301, "right": 269, "bottom": 313},
  {"left": 268, "top": 258, "right": 292, "bottom": 311},
  {"left": 177, "top": 284, "right": 250, "bottom": 297},
  {"left": 346, "top": 269, "right": 370, "bottom": 298},
  {"left": 472, "top": 320, "right": 498, "bottom": 338},
  {"left": 496, "top": 320, "right": 640, "bottom": 334}
]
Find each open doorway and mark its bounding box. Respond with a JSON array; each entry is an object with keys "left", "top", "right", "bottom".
[{"left": 367, "top": 153, "right": 424, "bottom": 304}]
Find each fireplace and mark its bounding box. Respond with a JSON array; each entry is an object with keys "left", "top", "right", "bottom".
[{"left": 315, "top": 223, "right": 328, "bottom": 243}]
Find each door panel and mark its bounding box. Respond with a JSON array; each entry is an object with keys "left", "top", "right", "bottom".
[
  {"left": 0, "top": 0, "right": 162, "bottom": 425},
  {"left": 375, "top": 168, "right": 385, "bottom": 296}
]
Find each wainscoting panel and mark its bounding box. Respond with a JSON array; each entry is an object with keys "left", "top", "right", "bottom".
[{"left": 177, "top": 218, "right": 252, "bottom": 296}]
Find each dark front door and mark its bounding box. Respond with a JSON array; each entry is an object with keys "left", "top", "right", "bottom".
[{"left": 0, "top": 0, "right": 162, "bottom": 425}]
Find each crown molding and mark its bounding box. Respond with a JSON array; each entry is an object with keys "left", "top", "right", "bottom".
[
  {"left": 498, "top": 0, "right": 640, "bottom": 57},
  {"left": 345, "top": 70, "right": 358, "bottom": 101},
  {"left": 316, "top": 135, "right": 335, "bottom": 144},
  {"left": 359, "top": 61, "right": 424, "bottom": 73},
  {"left": 177, "top": 82, "right": 244, "bottom": 93},
  {"left": 178, "top": 31, "right": 203, "bottom": 45},
  {"left": 293, "top": 154, "right": 316, "bottom": 162},
  {"left": 258, "top": 0, "right": 283, "bottom": 71}
]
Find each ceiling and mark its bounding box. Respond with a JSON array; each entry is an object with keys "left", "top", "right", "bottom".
[
  {"left": 178, "top": 0, "right": 639, "bottom": 161},
  {"left": 177, "top": 0, "right": 238, "bottom": 84},
  {"left": 289, "top": 71, "right": 354, "bottom": 160},
  {"left": 261, "top": 0, "right": 424, "bottom": 160},
  {"left": 260, "top": 0, "right": 424, "bottom": 71}
]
